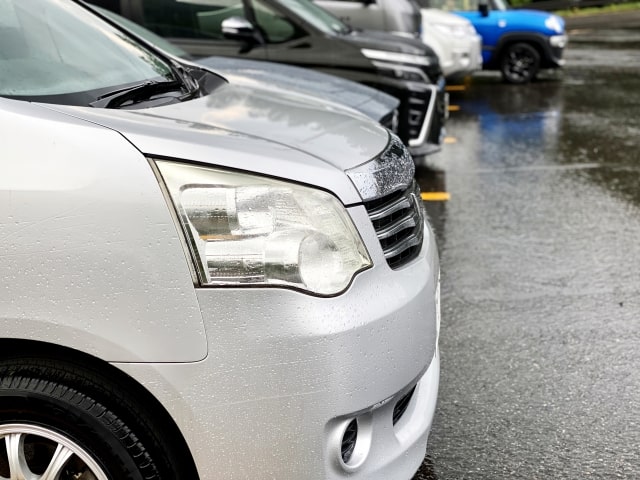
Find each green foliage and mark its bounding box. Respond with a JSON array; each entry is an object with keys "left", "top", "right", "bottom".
[{"left": 556, "top": 0, "right": 640, "bottom": 16}]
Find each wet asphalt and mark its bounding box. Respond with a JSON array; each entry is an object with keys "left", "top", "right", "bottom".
[{"left": 413, "top": 17, "right": 640, "bottom": 480}]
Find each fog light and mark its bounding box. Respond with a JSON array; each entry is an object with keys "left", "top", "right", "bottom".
[
  {"left": 334, "top": 414, "right": 372, "bottom": 472},
  {"left": 550, "top": 34, "right": 568, "bottom": 48}
]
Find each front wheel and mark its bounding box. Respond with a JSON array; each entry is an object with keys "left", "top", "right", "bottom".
[
  {"left": 0, "top": 423, "right": 110, "bottom": 480},
  {"left": 0, "top": 361, "right": 178, "bottom": 480},
  {"left": 500, "top": 42, "right": 540, "bottom": 84}
]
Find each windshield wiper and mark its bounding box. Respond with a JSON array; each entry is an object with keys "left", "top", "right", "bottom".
[
  {"left": 168, "top": 59, "right": 201, "bottom": 95},
  {"left": 90, "top": 79, "right": 186, "bottom": 109}
]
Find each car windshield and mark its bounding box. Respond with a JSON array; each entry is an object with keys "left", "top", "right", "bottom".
[
  {"left": 492, "top": 0, "right": 508, "bottom": 11},
  {"left": 0, "top": 0, "right": 176, "bottom": 104},
  {"left": 274, "top": 0, "right": 349, "bottom": 35},
  {"left": 419, "top": 0, "right": 507, "bottom": 11}
]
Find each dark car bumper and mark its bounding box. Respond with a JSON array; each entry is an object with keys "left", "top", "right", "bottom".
[{"left": 366, "top": 78, "right": 447, "bottom": 158}]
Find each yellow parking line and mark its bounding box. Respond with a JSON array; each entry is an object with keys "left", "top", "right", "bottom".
[
  {"left": 448, "top": 105, "right": 461, "bottom": 112},
  {"left": 446, "top": 85, "right": 466, "bottom": 92},
  {"left": 421, "top": 192, "right": 451, "bottom": 201},
  {"left": 444, "top": 136, "right": 457, "bottom": 144}
]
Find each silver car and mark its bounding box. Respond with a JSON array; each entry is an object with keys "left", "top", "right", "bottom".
[{"left": 0, "top": 1, "right": 440, "bottom": 479}]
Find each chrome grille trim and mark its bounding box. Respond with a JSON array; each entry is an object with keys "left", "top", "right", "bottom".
[
  {"left": 407, "top": 84, "right": 438, "bottom": 148},
  {"left": 375, "top": 206, "right": 420, "bottom": 241},
  {"left": 367, "top": 195, "right": 413, "bottom": 222},
  {"left": 346, "top": 133, "right": 414, "bottom": 203},
  {"left": 365, "top": 181, "right": 425, "bottom": 269},
  {"left": 383, "top": 221, "right": 424, "bottom": 259}
]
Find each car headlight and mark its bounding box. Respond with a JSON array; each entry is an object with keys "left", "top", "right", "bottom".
[
  {"left": 361, "top": 48, "right": 433, "bottom": 66},
  {"left": 371, "top": 61, "right": 429, "bottom": 82},
  {"left": 156, "top": 161, "right": 372, "bottom": 296},
  {"left": 431, "top": 23, "right": 468, "bottom": 37},
  {"left": 545, "top": 15, "right": 564, "bottom": 34}
]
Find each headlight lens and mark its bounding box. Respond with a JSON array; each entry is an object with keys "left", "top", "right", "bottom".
[
  {"left": 157, "top": 161, "right": 372, "bottom": 296},
  {"left": 545, "top": 15, "right": 564, "bottom": 34},
  {"left": 432, "top": 23, "right": 467, "bottom": 37},
  {"left": 361, "top": 48, "right": 432, "bottom": 66},
  {"left": 372, "top": 61, "right": 428, "bottom": 82}
]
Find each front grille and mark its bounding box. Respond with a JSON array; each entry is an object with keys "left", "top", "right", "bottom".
[
  {"left": 393, "top": 386, "right": 417, "bottom": 426},
  {"left": 364, "top": 181, "right": 425, "bottom": 269},
  {"left": 406, "top": 90, "right": 431, "bottom": 142}
]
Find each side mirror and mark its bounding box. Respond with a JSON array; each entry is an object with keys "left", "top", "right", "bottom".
[
  {"left": 221, "top": 16, "right": 258, "bottom": 42},
  {"left": 478, "top": 0, "right": 489, "bottom": 17}
]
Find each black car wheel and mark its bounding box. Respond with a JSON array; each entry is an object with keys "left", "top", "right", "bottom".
[
  {"left": 0, "top": 359, "right": 182, "bottom": 480},
  {"left": 500, "top": 42, "right": 540, "bottom": 84}
]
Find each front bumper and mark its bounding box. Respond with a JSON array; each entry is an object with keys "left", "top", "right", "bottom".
[
  {"left": 317, "top": 66, "right": 447, "bottom": 157},
  {"left": 361, "top": 77, "right": 447, "bottom": 158},
  {"left": 114, "top": 207, "right": 440, "bottom": 480},
  {"left": 426, "top": 32, "right": 483, "bottom": 80},
  {"left": 445, "top": 34, "right": 483, "bottom": 79},
  {"left": 547, "top": 34, "right": 568, "bottom": 67},
  {"left": 406, "top": 76, "right": 448, "bottom": 158}
]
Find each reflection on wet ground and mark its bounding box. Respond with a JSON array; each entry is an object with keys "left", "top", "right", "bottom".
[{"left": 413, "top": 23, "right": 640, "bottom": 480}]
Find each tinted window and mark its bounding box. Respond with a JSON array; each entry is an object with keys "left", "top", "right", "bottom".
[
  {"left": 92, "top": 4, "right": 191, "bottom": 58},
  {"left": 419, "top": 0, "right": 506, "bottom": 10},
  {"left": 278, "top": 0, "right": 348, "bottom": 34},
  {"left": 252, "top": 0, "right": 298, "bottom": 43},
  {"left": 142, "top": 0, "right": 246, "bottom": 39}
]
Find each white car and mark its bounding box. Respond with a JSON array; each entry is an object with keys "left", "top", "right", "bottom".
[
  {"left": 421, "top": 8, "right": 483, "bottom": 80},
  {"left": 0, "top": 1, "right": 440, "bottom": 479},
  {"left": 313, "top": 0, "right": 481, "bottom": 81}
]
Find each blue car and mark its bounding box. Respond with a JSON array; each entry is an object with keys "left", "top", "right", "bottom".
[{"left": 417, "top": 0, "right": 568, "bottom": 83}]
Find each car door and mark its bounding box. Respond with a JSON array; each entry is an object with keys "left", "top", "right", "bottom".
[
  {"left": 246, "top": 0, "right": 345, "bottom": 70},
  {"left": 128, "top": 0, "right": 269, "bottom": 59},
  {"left": 313, "top": 0, "right": 386, "bottom": 31}
]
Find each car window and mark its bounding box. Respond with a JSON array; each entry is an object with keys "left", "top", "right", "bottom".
[
  {"left": 252, "top": 0, "right": 298, "bottom": 43},
  {"left": 424, "top": 0, "right": 505, "bottom": 11},
  {"left": 92, "top": 4, "right": 191, "bottom": 58},
  {"left": 276, "top": 0, "right": 349, "bottom": 34},
  {"left": 141, "top": 0, "right": 246, "bottom": 39},
  {"left": 0, "top": 0, "right": 173, "bottom": 101},
  {"left": 415, "top": 0, "right": 462, "bottom": 9}
]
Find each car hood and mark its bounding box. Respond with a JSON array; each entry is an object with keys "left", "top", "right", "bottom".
[
  {"left": 459, "top": 9, "right": 564, "bottom": 34},
  {"left": 421, "top": 8, "right": 475, "bottom": 27},
  {"left": 341, "top": 29, "right": 438, "bottom": 57},
  {"left": 43, "top": 82, "right": 391, "bottom": 203},
  {"left": 197, "top": 56, "right": 399, "bottom": 122},
  {"left": 507, "top": 10, "right": 565, "bottom": 33}
]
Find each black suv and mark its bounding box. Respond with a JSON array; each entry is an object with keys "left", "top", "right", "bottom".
[{"left": 89, "top": 0, "right": 448, "bottom": 157}]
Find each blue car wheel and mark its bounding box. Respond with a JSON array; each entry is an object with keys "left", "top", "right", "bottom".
[{"left": 500, "top": 42, "right": 540, "bottom": 84}]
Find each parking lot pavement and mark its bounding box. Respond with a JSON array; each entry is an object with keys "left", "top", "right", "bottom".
[
  {"left": 563, "top": 8, "right": 640, "bottom": 29},
  {"left": 413, "top": 21, "right": 640, "bottom": 480}
]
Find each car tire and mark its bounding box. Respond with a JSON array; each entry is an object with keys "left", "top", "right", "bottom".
[
  {"left": 500, "top": 42, "right": 540, "bottom": 84},
  {"left": 0, "top": 359, "right": 177, "bottom": 479}
]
